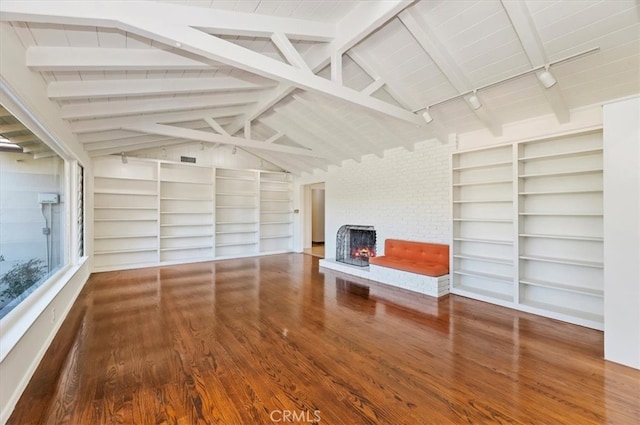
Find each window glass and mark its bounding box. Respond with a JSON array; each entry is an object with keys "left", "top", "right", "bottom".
[{"left": 0, "top": 133, "right": 66, "bottom": 319}]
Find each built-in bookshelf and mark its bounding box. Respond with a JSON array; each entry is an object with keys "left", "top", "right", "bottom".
[
  {"left": 451, "top": 129, "right": 604, "bottom": 329},
  {"left": 215, "top": 168, "right": 259, "bottom": 258},
  {"left": 260, "top": 171, "right": 293, "bottom": 253},
  {"left": 93, "top": 158, "right": 159, "bottom": 271},
  {"left": 160, "top": 163, "right": 214, "bottom": 263},
  {"left": 93, "top": 157, "right": 293, "bottom": 271}
]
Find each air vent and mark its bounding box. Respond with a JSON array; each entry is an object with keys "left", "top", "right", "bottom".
[{"left": 180, "top": 156, "right": 196, "bottom": 163}]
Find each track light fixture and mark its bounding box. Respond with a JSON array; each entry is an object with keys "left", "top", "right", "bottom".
[
  {"left": 468, "top": 91, "right": 482, "bottom": 110},
  {"left": 538, "top": 66, "right": 557, "bottom": 89},
  {"left": 121, "top": 152, "right": 128, "bottom": 164},
  {"left": 413, "top": 46, "right": 598, "bottom": 124},
  {"left": 422, "top": 108, "right": 433, "bottom": 124},
  {"left": 232, "top": 146, "right": 237, "bottom": 155}
]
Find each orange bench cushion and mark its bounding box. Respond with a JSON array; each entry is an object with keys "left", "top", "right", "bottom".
[{"left": 369, "top": 239, "right": 449, "bottom": 277}]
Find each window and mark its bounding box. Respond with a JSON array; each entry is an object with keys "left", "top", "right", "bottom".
[{"left": 0, "top": 140, "right": 66, "bottom": 319}]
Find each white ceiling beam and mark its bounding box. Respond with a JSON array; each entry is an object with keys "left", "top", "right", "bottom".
[
  {"left": 26, "top": 46, "right": 213, "bottom": 72},
  {"left": 399, "top": 8, "right": 502, "bottom": 136},
  {"left": 270, "top": 33, "right": 311, "bottom": 73},
  {"left": 243, "top": 121, "right": 251, "bottom": 140},
  {"left": 79, "top": 119, "right": 234, "bottom": 143},
  {"left": 89, "top": 139, "right": 189, "bottom": 157},
  {"left": 501, "top": 0, "right": 569, "bottom": 124},
  {"left": 84, "top": 134, "right": 181, "bottom": 151},
  {"left": 347, "top": 50, "right": 414, "bottom": 110},
  {"left": 361, "top": 78, "right": 385, "bottom": 96},
  {"left": 226, "top": 0, "right": 416, "bottom": 133},
  {"left": 203, "top": 116, "right": 230, "bottom": 136},
  {"left": 245, "top": 150, "right": 307, "bottom": 175},
  {"left": 120, "top": 24, "right": 423, "bottom": 127},
  {"left": 61, "top": 91, "right": 260, "bottom": 120},
  {"left": 0, "top": 106, "right": 13, "bottom": 118},
  {"left": 331, "top": 52, "right": 343, "bottom": 85},
  {"left": 6, "top": 134, "right": 38, "bottom": 143},
  {"left": 70, "top": 106, "right": 245, "bottom": 134},
  {"left": 47, "top": 77, "right": 273, "bottom": 101},
  {"left": 123, "top": 123, "right": 326, "bottom": 159},
  {"left": 0, "top": 123, "right": 27, "bottom": 133},
  {"left": 0, "top": 1, "right": 334, "bottom": 41},
  {"left": 265, "top": 131, "right": 285, "bottom": 144}
]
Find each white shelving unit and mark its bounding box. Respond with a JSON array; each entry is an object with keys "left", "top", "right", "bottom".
[
  {"left": 259, "top": 171, "right": 293, "bottom": 253},
  {"left": 215, "top": 168, "right": 259, "bottom": 258},
  {"left": 159, "top": 163, "right": 214, "bottom": 263},
  {"left": 93, "top": 158, "right": 159, "bottom": 271},
  {"left": 93, "top": 158, "right": 294, "bottom": 271},
  {"left": 451, "top": 144, "right": 515, "bottom": 303},
  {"left": 451, "top": 129, "right": 604, "bottom": 329}
]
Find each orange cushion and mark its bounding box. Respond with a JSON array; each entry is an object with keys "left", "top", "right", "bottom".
[{"left": 369, "top": 239, "right": 449, "bottom": 277}]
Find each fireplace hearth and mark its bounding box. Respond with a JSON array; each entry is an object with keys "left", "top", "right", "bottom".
[{"left": 336, "top": 225, "right": 376, "bottom": 267}]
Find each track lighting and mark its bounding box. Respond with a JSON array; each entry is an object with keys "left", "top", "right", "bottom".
[
  {"left": 468, "top": 91, "right": 482, "bottom": 110},
  {"left": 422, "top": 108, "right": 433, "bottom": 124},
  {"left": 232, "top": 146, "right": 237, "bottom": 155},
  {"left": 538, "top": 66, "right": 557, "bottom": 89},
  {"left": 121, "top": 152, "right": 128, "bottom": 164}
]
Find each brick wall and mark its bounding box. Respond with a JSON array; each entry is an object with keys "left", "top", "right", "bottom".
[{"left": 297, "top": 140, "right": 453, "bottom": 257}]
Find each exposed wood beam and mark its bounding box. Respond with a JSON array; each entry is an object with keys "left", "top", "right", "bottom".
[
  {"left": 226, "top": 0, "right": 416, "bottom": 134},
  {"left": 89, "top": 139, "right": 189, "bottom": 157},
  {"left": 26, "top": 46, "right": 213, "bottom": 72},
  {"left": 265, "top": 131, "right": 285, "bottom": 144},
  {"left": 361, "top": 78, "right": 385, "bottom": 96},
  {"left": 270, "top": 33, "right": 311, "bottom": 72},
  {"left": 61, "top": 92, "right": 260, "bottom": 120},
  {"left": 501, "top": 0, "right": 569, "bottom": 123},
  {"left": 47, "top": 77, "right": 273, "bottom": 100},
  {"left": 70, "top": 106, "right": 245, "bottom": 134},
  {"left": 203, "top": 117, "right": 230, "bottom": 136},
  {"left": 0, "top": 123, "right": 26, "bottom": 133},
  {"left": 0, "top": 0, "right": 335, "bottom": 41},
  {"left": 399, "top": 8, "right": 502, "bottom": 136},
  {"left": 347, "top": 50, "right": 413, "bottom": 110},
  {"left": 123, "top": 123, "right": 326, "bottom": 158}
]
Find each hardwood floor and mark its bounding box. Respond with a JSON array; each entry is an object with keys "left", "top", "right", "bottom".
[{"left": 8, "top": 254, "right": 640, "bottom": 424}]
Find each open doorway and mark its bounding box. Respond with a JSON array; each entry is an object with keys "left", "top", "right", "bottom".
[{"left": 303, "top": 182, "right": 325, "bottom": 258}]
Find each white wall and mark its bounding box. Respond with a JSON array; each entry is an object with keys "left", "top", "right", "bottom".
[
  {"left": 603, "top": 96, "right": 640, "bottom": 369},
  {"left": 296, "top": 140, "right": 453, "bottom": 257}
]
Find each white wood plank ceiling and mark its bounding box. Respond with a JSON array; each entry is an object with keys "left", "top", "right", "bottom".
[{"left": 0, "top": 0, "right": 638, "bottom": 173}]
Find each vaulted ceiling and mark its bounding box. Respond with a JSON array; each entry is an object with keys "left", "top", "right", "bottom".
[{"left": 0, "top": 0, "right": 638, "bottom": 173}]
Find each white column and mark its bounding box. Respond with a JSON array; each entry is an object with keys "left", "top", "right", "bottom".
[{"left": 603, "top": 96, "right": 640, "bottom": 369}]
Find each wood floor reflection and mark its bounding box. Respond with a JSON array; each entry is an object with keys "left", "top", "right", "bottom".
[{"left": 9, "top": 254, "right": 640, "bottom": 424}]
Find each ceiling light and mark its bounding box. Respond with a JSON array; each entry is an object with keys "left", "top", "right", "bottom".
[
  {"left": 538, "top": 67, "right": 557, "bottom": 89},
  {"left": 0, "top": 136, "right": 23, "bottom": 153},
  {"left": 468, "top": 92, "right": 482, "bottom": 110},
  {"left": 121, "top": 152, "right": 128, "bottom": 164},
  {"left": 422, "top": 108, "right": 433, "bottom": 124},
  {"left": 232, "top": 146, "right": 237, "bottom": 155}
]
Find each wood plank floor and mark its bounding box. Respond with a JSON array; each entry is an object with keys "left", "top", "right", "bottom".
[{"left": 8, "top": 254, "right": 640, "bottom": 424}]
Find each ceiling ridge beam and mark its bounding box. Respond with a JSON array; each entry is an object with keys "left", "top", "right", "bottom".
[
  {"left": 47, "top": 77, "right": 273, "bottom": 100},
  {"left": 61, "top": 91, "right": 261, "bottom": 120},
  {"left": 399, "top": 8, "right": 502, "bottom": 136},
  {"left": 361, "top": 78, "right": 385, "bottom": 96},
  {"left": 123, "top": 123, "right": 326, "bottom": 158},
  {"left": 0, "top": 0, "right": 335, "bottom": 41}
]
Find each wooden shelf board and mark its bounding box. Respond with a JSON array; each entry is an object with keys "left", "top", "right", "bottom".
[
  {"left": 520, "top": 300, "right": 603, "bottom": 324},
  {"left": 519, "top": 147, "right": 602, "bottom": 162},
  {"left": 161, "top": 179, "right": 212, "bottom": 185},
  {"left": 451, "top": 284, "right": 513, "bottom": 302},
  {"left": 216, "top": 221, "right": 258, "bottom": 225},
  {"left": 261, "top": 221, "right": 293, "bottom": 225},
  {"left": 260, "top": 235, "right": 292, "bottom": 239},
  {"left": 452, "top": 160, "right": 512, "bottom": 171},
  {"left": 453, "top": 237, "right": 513, "bottom": 246},
  {"left": 519, "top": 212, "right": 602, "bottom": 217},
  {"left": 95, "top": 176, "right": 156, "bottom": 182},
  {"left": 453, "top": 254, "right": 512, "bottom": 265},
  {"left": 216, "top": 175, "right": 256, "bottom": 182},
  {"left": 160, "top": 234, "right": 213, "bottom": 239},
  {"left": 519, "top": 255, "right": 603, "bottom": 268},
  {"left": 160, "top": 245, "right": 213, "bottom": 252},
  {"left": 161, "top": 212, "right": 213, "bottom": 215},
  {"left": 453, "top": 199, "right": 512, "bottom": 204},
  {"left": 519, "top": 233, "right": 603, "bottom": 242},
  {"left": 216, "top": 231, "right": 257, "bottom": 234},
  {"left": 160, "top": 197, "right": 212, "bottom": 201},
  {"left": 95, "top": 247, "right": 157, "bottom": 255},
  {"left": 519, "top": 277, "right": 603, "bottom": 297},
  {"left": 519, "top": 189, "right": 602, "bottom": 196},
  {"left": 519, "top": 168, "right": 602, "bottom": 178},
  {"left": 216, "top": 206, "right": 256, "bottom": 209},
  {"left": 94, "top": 190, "right": 157, "bottom": 196},
  {"left": 216, "top": 192, "right": 256, "bottom": 197},
  {"left": 160, "top": 223, "right": 213, "bottom": 227},
  {"left": 453, "top": 179, "right": 512, "bottom": 187},
  {"left": 95, "top": 206, "right": 157, "bottom": 210},
  {"left": 454, "top": 269, "right": 513, "bottom": 283},
  {"left": 453, "top": 218, "right": 512, "bottom": 223},
  {"left": 95, "top": 234, "right": 156, "bottom": 240},
  {"left": 95, "top": 219, "right": 157, "bottom": 222},
  {"left": 216, "top": 242, "right": 257, "bottom": 247}
]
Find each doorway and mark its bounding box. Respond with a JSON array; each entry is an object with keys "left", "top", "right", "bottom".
[{"left": 303, "top": 183, "right": 325, "bottom": 258}]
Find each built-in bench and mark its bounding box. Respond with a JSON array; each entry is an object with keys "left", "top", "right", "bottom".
[{"left": 368, "top": 239, "right": 450, "bottom": 297}]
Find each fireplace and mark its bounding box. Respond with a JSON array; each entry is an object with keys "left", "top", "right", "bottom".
[{"left": 336, "top": 225, "right": 376, "bottom": 267}]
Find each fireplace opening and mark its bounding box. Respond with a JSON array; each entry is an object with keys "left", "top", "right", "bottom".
[{"left": 336, "top": 225, "right": 376, "bottom": 267}]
